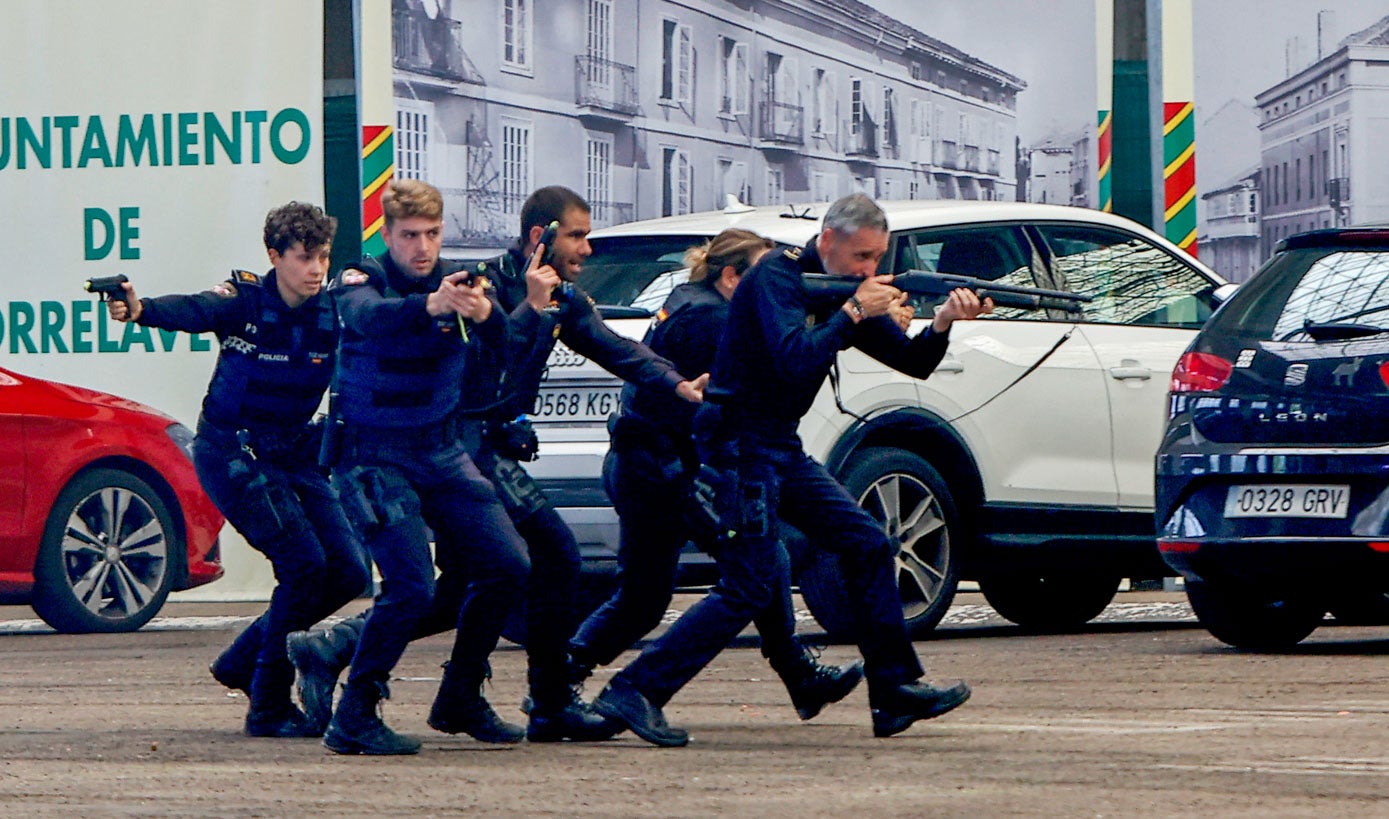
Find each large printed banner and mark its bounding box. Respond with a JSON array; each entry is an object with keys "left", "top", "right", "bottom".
[
  {"left": 1, "top": 0, "right": 325, "bottom": 600},
  {"left": 0, "top": 0, "right": 324, "bottom": 427}
]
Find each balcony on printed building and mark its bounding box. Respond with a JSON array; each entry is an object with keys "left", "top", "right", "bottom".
[
  {"left": 938, "top": 141, "right": 960, "bottom": 170},
  {"left": 757, "top": 99, "right": 804, "bottom": 150},
  {"left": 846, "top": 117, "right": 878, "bottom": 162},
  {"left": 575, "top": 56, "right": 640, "bottom": 122},
  {"left": 1330, "top": 177, "right": 1350, "bottom": 209},
  {"left": 392, "top": 9, "right": 480, "bottom": 84}
]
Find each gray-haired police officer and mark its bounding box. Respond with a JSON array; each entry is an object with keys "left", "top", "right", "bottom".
[{"left": 594, "top": 193, "right": 987, "bottom": 746}]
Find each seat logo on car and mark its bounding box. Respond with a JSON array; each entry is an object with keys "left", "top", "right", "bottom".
[{"left": 1283, "top": 363, "right": 1308, "bottom": 387}]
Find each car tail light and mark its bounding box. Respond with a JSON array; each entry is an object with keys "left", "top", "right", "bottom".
[
  {"left": 1159, "top": 541, "right": 1200, "bottom": 554},
  {"left": 1379, "top": 362, "right": 1389, "bottom": 389},
  {"left": 1169, "top": 352, "right": 1233, "bottom": 393},
  {"left": 1370, "top": 542, "right": 1389, "bottom": 553}
]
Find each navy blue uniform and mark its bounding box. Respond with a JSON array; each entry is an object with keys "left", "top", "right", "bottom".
[
  {"left": 571, "top": 280, "right": 802, "bottom": 677},
  {"left": 315, "top": 244, "right": 686, "bottom": 719},
  {"left": 330, "top": 253, "right": 530, "bottom": 691},
  {"left": 447, "top": 246, "right": 687, "bottom": 711},
  {"left": 136, "top": 270, "right": 370, "bottom": 697},
  {"left": 610, "top": 240, "right": 950, "bottom": 706}
]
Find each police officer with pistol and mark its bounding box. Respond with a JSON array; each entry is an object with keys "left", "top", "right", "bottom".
[
  {"left": 321, "top": 179, "right": 532, "bottom": 755},
  {"left": 569, "top": 228, "right": 864, "bottom": 722},
  {"left": 289, "top": 185, "right": 704, "bottom": 743},
  {"left": 593, "top": 194, "right": 989, "bottom": 746},
  {"left": 106, "top": 202, "right": 370, "bottom": 739}
]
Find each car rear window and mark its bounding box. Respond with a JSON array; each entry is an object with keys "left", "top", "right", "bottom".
[
  {"left": 580, "top": 235, "right": 712, "bottom": 311},
  {"left": 1208, "top": 247, "right": 1389, "bottom": 341}
]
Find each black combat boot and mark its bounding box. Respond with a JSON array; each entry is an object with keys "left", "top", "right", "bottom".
[
  {"left": 592, "top": 677, "right": 688, "bottom": 748},
  {"left": 209, "top": 641, "right": 256, "bottom": 695},
  {"left": 323, "top": 678, "right": 422, "bottom": 755},
  {"left": 526, "top": 678, "right": 623, "bottom": 743},
  {"left": 869, "top": 679, "right": 972, "bottom": 738},
  {"left": 286, "top": 616, "right": 364, "bottom": 734},
  {"left": 769, "top": 646, "right": 866, "bottom": 721},
  {"left": 427, "top": 662, "right": 525, "bottom": 744},
  {"left": 244, "top": 663, "right": 319, "bottom": 738}
]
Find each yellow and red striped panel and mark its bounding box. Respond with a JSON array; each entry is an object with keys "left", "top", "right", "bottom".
[
  {"left": 1097, "top": 110, "right": 1112, "bottom": 213},
  {"left": 1163, "top": 101, "right": 1197, "bottom": 257},
  {"left": 361, "top": 124, "right": 393, "bottom": 257}
]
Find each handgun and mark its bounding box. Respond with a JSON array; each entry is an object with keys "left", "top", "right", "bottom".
[{"left": 84, "top": 274, "right": 130, "bottom": 301}]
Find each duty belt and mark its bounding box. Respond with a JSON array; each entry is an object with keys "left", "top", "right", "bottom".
[
  {"left": 339, "top": 415, "right": 463, "bottom": 454},
  {"left": 196, "top": 416, "right": 315, "bottom": 461},
  {"left": 609, "top": 413, "right": 687, "bottom": 458}
]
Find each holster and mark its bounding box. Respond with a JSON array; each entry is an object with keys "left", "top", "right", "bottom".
[
  {"left": 490, "top": 457, "right": 547, "bottom": 521},
  {"left": 486, "top": 416, "right": 540, "bottom": 462}
]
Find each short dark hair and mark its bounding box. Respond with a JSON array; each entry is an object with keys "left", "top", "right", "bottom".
[
  {"left": 263, "top": 201, "right": 337, "bottom": 254},
  {"left": 519, "top": 186, "right": 589, "bottom": 241}
]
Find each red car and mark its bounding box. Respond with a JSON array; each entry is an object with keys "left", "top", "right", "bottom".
[{"left": 0, "top": 365, "right": 223, "bottom": 632}]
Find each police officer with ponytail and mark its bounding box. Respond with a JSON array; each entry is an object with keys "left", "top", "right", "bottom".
[
  {"left": 569, "top": 228, "right": 864, "bottom": 721},
  {"left": 107, "top": 202, "right": 370, "bottom": 739}
]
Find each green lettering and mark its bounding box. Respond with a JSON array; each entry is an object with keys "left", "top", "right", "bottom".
[
  {"left": 270, "top": 108, "right": 310, "bottom": 165},
  {"left": 77, "top": 115, "right": 112, "bottom": 168},
  {"left": 162, "top": 113, "right": 174, "bottom": 166},
  {"left": 190, "top": 332, "right": 211, "bottom": 352},
  {"left": 204, "top": 111, "right": 241, "bottom": 164},
  {"left": 116, "top": 114, "right": 158, "bottom": 166},
  {"left": 96, "top": 308, "right": 121, "bottom": 352},
  {"left": 9, "top": 302, "right": 36, "bottom": 353},
  {"left": 54, "top": 116, "right": 79, "bottom": 167},
  {"left": 122, "top": 321, "right": 153, "bottom": 353},
  {"left": 178, "top": 112, "right": 198, "bottom": 165},
  {"left": 156, "top": 327, "right": 180, "bottom": 352},
  {"left": 246, "top": 110, "right": 267, "bottom": 163},
  {"left": 84, "top": 208, "right": 115, "bottom": 261},
  {"left": 0, "top": 117, "right": 9, "bottom": 169},
  {"left": 71, "top": 300, "right": 93, "bottom": 353},
  {"left": 40, "top": 301, "right": 68, "bottom": 353},
  {"left": 17, "top": 117, "right": 49, "bottom": 170},
  {"left": 119, "top": 207, "right": 140, "bottom": 260}
]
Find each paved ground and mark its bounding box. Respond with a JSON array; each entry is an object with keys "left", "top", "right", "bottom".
[{"left": 1, "top": 593, "right": 1386, "bottom": 817}]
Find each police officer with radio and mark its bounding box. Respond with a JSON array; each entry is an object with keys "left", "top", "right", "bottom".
[
  {"left": 321, "top": 179, "right": 531, "bottom": 755},
  {"left": 289, "top": 186, "right": 705, "bottom": 743},
  {"left": 569, "top": 228, "right": 864, "bottom": 721},
  {"left": 106, "top": 202, "right": 370, "bottom": 739},
  {"left": 593, "top": 193, "right": 988, "bottom": 746}
]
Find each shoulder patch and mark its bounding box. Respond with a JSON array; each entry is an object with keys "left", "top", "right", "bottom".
[
  {"left": 210, "top": 282, "right": 238, "bottom": 298},
  {"left": 340, "top": 269, "right": 370, "bottom": 286},
  {"left": 783, "top": 246, "right": 802, "bottom": 261},
  {"left": 233, "top": 269, "right": 260, "bottom": 285}
]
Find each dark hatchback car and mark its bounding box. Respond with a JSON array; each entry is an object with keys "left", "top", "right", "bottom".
[{"left": 1156, "top": 228, "right": 1389, "bottom": 649}]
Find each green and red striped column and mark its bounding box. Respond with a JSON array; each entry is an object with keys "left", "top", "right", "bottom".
[
  {"left": 1162, "top": 101, "right": 1196, "bottom": 254},
  {"left": 361, "top": 124, "right": 393, "bottom": 258},
  {"left": 1161, "top": 0, "right": 1197, "bottom": 257},
  {"left": 1095, "top": 0, "right": 1113, "bottom": 212}
]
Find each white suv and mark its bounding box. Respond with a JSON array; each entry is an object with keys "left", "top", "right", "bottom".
[{"left": 523, "top": 200, "right": 1230, "bottom": 636}]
